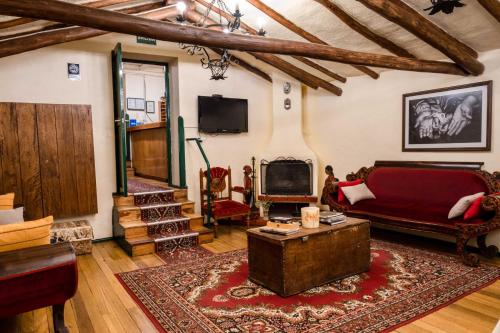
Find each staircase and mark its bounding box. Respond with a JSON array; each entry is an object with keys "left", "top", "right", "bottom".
[{"left": 113, "top": 178, "right": 213, "bottom": 256}]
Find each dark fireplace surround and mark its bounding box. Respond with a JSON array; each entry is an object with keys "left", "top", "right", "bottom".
[
  {"left": 261, "top": 158, "right": 313, "bottom": 196},
  {"left": 260, "top": 158, "right": 314, "bottom": 218}
]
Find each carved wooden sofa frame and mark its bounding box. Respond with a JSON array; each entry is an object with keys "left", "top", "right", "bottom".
[{"left": 326, "top": 162, "right": 500, "bottom": 266}]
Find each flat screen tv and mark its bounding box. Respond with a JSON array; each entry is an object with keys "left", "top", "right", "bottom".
[{"left": 198, "top": 95, "right": 248, "bottom": 133}]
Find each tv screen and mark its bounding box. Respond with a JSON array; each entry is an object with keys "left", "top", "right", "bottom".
[{"left": 198, "top": 96, "right": 248, "bottom": 133}]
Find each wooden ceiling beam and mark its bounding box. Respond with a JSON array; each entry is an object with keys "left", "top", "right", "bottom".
[
  {"left": 245, "top": 0, "right": 378, "bottom": 79},
  {"left": 0, "top": 0, "right": 132, "bottom": 30},
  {"left": 185, "top": 10, "right": 342, "bottom": 94},
  {"left": 0, "top": 0, "right": 467, "bottom": 76},
  {"left": 192, "top": 0, "right": 346, "bottom": 83},
  {"left": 312, "top": 0, "right": 415, "bottom": 58},
  {"left": 0, "top": 5, "right": 178, "bottom": 59},
  {"left": 356, "top": 0, "right": 484, "bottom": 75},
  {"left": 292, "top": 56, "right": 347, "bottom": 83},
  {"left": 478, "top": 0, "right": 500, "bottom": 23},
  {"left": 0, "top": 1, "right": 166, "bottom": 41}
]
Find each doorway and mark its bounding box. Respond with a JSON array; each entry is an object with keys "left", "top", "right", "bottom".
[{"left": 111, "top": 43, "right": 171, "bottom": 196}]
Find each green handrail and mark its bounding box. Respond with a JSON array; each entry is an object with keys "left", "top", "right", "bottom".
[
  {"left": 178, "top": 116, "right": 187, "bottom": 188},
  {"left": 186, "top": 138, "right": 211, "bottom": 225}
]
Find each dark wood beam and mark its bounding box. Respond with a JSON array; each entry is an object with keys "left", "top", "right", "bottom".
[
  {"left": 312, "top": 0, "right": 415, "bottom": 58},
  {"left": 478, "top": 0, "right": 500, "bottom": 23},
  {"left": 0, "top": 0, "right": 132, "bottom": 30},
  {"left": 356, "top": 0, "right": 483, "bottom": 75},
  {"left": 245, "top": 0, "right": 378, "bottom": 78},
  {"left": 292, "top": 56, "right": 347, "bottom": 83},
  {"left": 254, "top": 52, "right": 343, "bottom": 95},
  {"left": 191, "top": 0, "right": 346, "bottom": 83},
  {"left": 0, "top": 0, "right": 467, "bottom": 76},
  {"left": 0, "top": 1, "right": 165, "bottom": 41},
  {"left": 0, "top": 5, "right": 178, "bottom": 59},
  {"left": 185, "top": 10, "right": 342, "bottom": 95}
]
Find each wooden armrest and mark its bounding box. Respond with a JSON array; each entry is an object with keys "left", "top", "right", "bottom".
[
  {"left": 0, "top": 242, "right": 75, "bottom": 280},
  {"left": 482, "top": 194, "right": 500, "bottom": 214}
]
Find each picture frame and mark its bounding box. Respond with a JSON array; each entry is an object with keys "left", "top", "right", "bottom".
[
  {"left": 402, "top": 81, "right": 492, "bottom": 152},
  {"left": 146, "top": 100, "right": 155, "bottom": 114},
  {"left": 127, "top": 97, "right": 145, "bottom": 111}
]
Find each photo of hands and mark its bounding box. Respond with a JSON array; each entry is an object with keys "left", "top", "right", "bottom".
[{"left": 403, "top": 81, "right": 492, "bottom": 151}]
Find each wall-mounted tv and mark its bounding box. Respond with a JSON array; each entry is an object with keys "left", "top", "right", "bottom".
[{"left": 198, "top": 95, "right": 248, "bottom": 133}]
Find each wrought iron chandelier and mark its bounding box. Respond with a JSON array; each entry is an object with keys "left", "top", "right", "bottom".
[{"left": 176, "top": 0, "right": 245, "bottom": 80}]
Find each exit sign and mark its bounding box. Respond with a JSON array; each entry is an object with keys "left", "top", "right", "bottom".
[{"left": 136, "top": 36, "right": 157, "bottom": 45}]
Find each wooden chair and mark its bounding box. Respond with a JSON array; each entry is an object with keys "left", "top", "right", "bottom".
[{"left": 200, "top": 166, "right": 250, "bottom": 237}]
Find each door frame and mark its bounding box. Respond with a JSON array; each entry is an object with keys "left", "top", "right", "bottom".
[{"left": 120, "top": 57, "right": 172, "bottom": 185}]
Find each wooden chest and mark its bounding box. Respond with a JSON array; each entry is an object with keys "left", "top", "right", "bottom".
[{"left": 247, "top": 218, "right": 370, "bottom": 297}]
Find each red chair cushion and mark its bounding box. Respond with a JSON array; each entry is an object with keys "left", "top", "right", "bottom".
[
  {"left": 338, "top": 179, "right": 363, "bottom": 202},
  {"left": 210, "top": 200, "right": 250, "bottom": 219}
]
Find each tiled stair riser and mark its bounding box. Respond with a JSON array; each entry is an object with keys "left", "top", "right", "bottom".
[
  {"left": 155, "top": 235, "right": 199, "bottom": 252},
  {"left": 140, "top": 204, "right": 183, "bottom": 223},
  {"left": 147, "top": 219, "right": 191, "bottom": 237},
  {"left": 134, "top": 192, "right": 175, "bottom": 206}
]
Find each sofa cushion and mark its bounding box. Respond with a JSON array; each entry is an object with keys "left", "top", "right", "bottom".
[
  {"left": 338, "top": 179, "right": 363, "bottom": 202},
  {"left": 0, "top": 193, "right": 15, "bottom": 210},
  {"left": 0, "top": 207, "right": 24, "bottom": 225},
  {"left": 351, "top": 197, "right": 458, "bottom": 225},
  {"left": 365, "top": 167, "right": 490, "bottom": 209},
  {"left": 342, "top": 183, "right": 376, "bottom": 205},
  {"left": 0, "top": 216, "right": 53, "bottom": 253},
  {"left": 448, "top": 192, "right": 484, "bottom": 219},
  {"left": 209, "top": 200, "right": 250, "bottom": 219}
]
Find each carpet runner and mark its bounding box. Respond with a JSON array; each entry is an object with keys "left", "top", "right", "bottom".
[
  {"left": 117, "top": 240, "right": 500, "bottom": 333},
  {"left": 127, "top": 179, "right": 198, "bottom": 253}
]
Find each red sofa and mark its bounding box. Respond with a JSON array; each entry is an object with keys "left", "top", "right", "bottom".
[{"left": 323, "top": 161, "right": 500, "bottom": 266}]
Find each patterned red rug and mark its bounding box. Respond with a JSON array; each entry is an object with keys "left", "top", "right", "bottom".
[{"left": 117, "top": 241, "right": 499, "bottom": 333}]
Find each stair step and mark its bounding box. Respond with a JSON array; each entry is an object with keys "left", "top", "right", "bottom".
[
  {"left": 145, "top": 216, "right": 190, "bottom": 226},
  {"left": 139, "top": 202, "right": 181, "bottom": 210},
  {"left": 192, "top": 226, "right": 214, "bottom": 244},
  {"left": 151, "top": 231, "right": 199, "bottom": 242},
  {"left": 181, "top": 201, "right": 195, "bottom": 214},
  {"left": 184, "top": 212, "right": 204, "bottom": 229},
  {"left": 147, "top": 218, "right": 191, "bottom": 238},
  {"left": 154, "top": 232, "right": 199, "bottom": 253},
  {"left": 116, "top": 236, "right": 155, "bottom": 257}
]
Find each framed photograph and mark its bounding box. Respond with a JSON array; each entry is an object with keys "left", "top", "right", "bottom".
[
  {"left": 127, "top": 98, "right": 145, "bottom": 111},
  {"left": 402, "top": 81, "right": 492, "bottom": 152},
  {"left": 146, "top": 100, "right": 155, "bottom": 114}
]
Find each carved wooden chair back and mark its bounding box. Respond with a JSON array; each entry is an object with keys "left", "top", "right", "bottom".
[{"left": 199, "top": 167, "right": 233, "bottom": 212}]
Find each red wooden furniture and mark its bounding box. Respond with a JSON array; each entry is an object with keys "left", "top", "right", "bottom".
[
  {"left": 200, "top": 166, "right": 250, "bottom": 237},
  {"left": 0, "top": 243, "right": 78, "bottom": 333},
  {"left": 323, "top": 161, "right": 500, "bottom": 266}
]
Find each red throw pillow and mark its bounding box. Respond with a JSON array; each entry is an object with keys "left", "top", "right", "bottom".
[
  {"left": 464, "top": 192, "right": 500, "bottom": 220},
  {"left": 338, "top": 179, "right": 363, "bottom": 202}
]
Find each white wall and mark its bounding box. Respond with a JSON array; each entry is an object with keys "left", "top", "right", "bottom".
[
  {"left": 0, "top": 34, "right": 273, "bottom": 239},
  {"left": 0, "top": 42, "right": 116, "bottom": 240},
  {"left": 304, "top": 48, "right": 500, "bottom": 246}
]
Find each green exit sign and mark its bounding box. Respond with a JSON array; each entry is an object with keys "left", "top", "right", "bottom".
[{"left": 136, "top": 36, "right": 157, "bottom": 45}]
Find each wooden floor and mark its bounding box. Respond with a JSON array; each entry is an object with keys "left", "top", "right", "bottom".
[{"left": 1, "top": 225, "right": 499, "bottom": 333}]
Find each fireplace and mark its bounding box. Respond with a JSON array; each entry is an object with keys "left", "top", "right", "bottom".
[{"left": 261, "top": 158, "right": 313, "bottom": 196}]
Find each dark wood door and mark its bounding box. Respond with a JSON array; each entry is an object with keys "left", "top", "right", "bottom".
[{"left": 0, "top": 102, "right": 97, "bottom": 219}]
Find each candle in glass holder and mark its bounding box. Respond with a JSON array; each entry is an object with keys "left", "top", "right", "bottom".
[{"left": 301, "top": 206, "right": 320, "bottom": 228}]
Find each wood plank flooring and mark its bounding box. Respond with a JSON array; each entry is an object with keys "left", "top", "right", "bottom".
[{"left": 1, "top": 225, "right": 499, "bottom": 333}]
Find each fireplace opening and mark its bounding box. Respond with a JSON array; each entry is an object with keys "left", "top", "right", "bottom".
[{"left": 261, "top": 158, "right": 313, "bottom": 195}]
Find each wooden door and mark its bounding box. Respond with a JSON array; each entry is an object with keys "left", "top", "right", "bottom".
[{"left": 0, "top": 102, "right": 97, "bottom": 219}]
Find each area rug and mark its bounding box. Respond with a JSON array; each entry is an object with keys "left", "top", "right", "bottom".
[{"left": 117, "top": 240, "right": 500, "bottom": 333}]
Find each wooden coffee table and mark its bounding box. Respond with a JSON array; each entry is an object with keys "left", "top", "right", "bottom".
[{"left": 247, "top": 218, "right": 370, "bottom": 297}]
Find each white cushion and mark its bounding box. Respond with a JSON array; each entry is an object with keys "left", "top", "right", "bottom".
[
  {"left": 342, "top": 183, "right": 376, "bottom": 205},
  {"left": 0, "top": 207, "right": 24, "bottom": 225},
  {"left": 448, "top": 192, "right": 485, "bottom": 219}
]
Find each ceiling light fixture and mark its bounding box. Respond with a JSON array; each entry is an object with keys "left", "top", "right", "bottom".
[
  {"left": 424, "top": 0, "right": 465, "bottom": 15},
  {"left": 176, "top": 0, "right": 245, "bottom": 80}
]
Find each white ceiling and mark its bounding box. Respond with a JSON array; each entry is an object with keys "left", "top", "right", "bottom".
[{"left": 0, "top": 0, "right": 499, "bottom": 78}]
